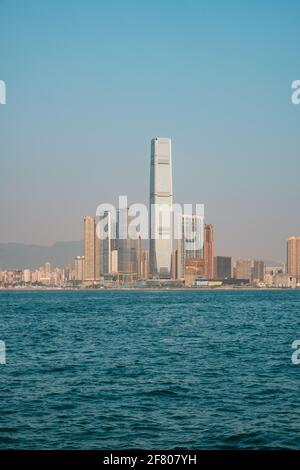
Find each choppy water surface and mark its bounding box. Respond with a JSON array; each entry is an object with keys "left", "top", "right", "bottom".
[{"left": 1, "top": 289, "right": 300, "bottom": 449}]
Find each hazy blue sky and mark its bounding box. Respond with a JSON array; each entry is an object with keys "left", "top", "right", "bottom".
[{"left": 0, "top": 0, "right": 299, "bottom": 261}]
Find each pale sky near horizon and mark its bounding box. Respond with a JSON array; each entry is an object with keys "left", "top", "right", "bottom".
[{"left": 0, "top": 0, "right": 300, "bottom": 262}]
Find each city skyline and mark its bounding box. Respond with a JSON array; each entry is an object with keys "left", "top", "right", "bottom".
[
  {"left": 71, "top": 137, "right": 298, "bottom": 287},
  {"left": 0, "top": 122, "right": 298, "bottom": 268},
  {"left": 0, "top": 126, "right": 299, "bottom": 268}
]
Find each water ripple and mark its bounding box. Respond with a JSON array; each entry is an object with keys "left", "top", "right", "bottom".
[{"left": 1, "top": 290, "right": 300, "bottom": 449}]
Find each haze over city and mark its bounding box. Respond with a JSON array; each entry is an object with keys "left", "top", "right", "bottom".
[{"left": 1, "top": 0, "right": 300, "bottom": 262}]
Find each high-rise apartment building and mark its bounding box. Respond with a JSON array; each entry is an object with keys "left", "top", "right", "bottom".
[
  {"left": 84, "top": 216, "right": 100, "bottom": 281},
  {"left": 171, "top": 249, "right": 179, "bottom": 280},
  {"left": 177, "top": 213, "right": 204, "bottom": 280},
  {"left": 111, "top": 250, "right": 118, "bottom": 273},
  {"left": 287, "top": 236, "right": 300, "bottom": 281},
  {"left": 184, "top": 258, "right": 205, "bottom": 286},
  {"left": 101, "top": 211, "right": 112, "bottom": 275},
  {"left": 74, "top": 256, "right": 85, "bottom": 281},
  {"left": 115, "top": 208, "right": 139, "bottom": 281},
  {"left": 137, "top": 236, "right": 142, "bottom": 280},
  {"left": 232, "top": 259, "right": 265, "bottom": 283},
  {"left": 149, "top": 138, "right": 173, "bottom": 278},
  {"left": 214, "top": 256, "right": 232, "bottom": 280},
  {"left": 252, "top": 260, "right": 265, "bottom": 282},
  {"left": 23, "top": 269, "right": 31, "bottom": 283},
  {"left": 141, "top": 250, "right": 149, "bottom": 280},
  {"left": 234, "top": 259, "right": 252, "bottom": 281},
  {"left": 45, "top": 262, "right": 51, "bottom": 276},
  {"left": 204, "top": 224, "right": 214, "bottom": 280}
]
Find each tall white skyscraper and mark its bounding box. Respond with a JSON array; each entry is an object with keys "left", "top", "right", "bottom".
[{"left": 149, "top": 137, "right": 173, "bottom": 278}]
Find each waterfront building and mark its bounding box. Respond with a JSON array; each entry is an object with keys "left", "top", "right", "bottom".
[
  {"left": 141, "top": 250, "right": 149, "bottom": 280},
  {"left": 23, "top": 269, "right": 31, "bottom": 283},
  {"left": 177, "top": 213, "right": 204, "bottom": 280},
  {"left": 287, "top": 236, "right": 300, "bottom": 281},
  {"left": 184, "top": 258, "right": 205, "bottom": 287},
  {"left": 204, "top": 224, "right": 214, "bottom": 280},
  {"left": 115, "top": 208, "right": 139, "bottom": 282},
  {"left": 234, "top": 259, "right": 252, "bottom": 281},
  {"left": 111, "top": 250, "right": 118, "bottom": 273},
  {"left": 149, "top": 137, "right": 173, "bottom": 278},
  {"left": 273, "top": 274, "right": 297, "bottom": 288},
  {"left": 214, "top": 256, "right": 232, "bottom": 280},
  {"left": 137, "top": 236, "right": 142, "bottom": 280},
  {"left": 74, "top": 256, "right": 85, "bottom": 281},
  {"left": 101, "top": 211, "right": 113, "bottom": 275},
  {"left": 45, "top": 262, "right": 51, "bottom": 275},
  {"left": 84, "top": 216, "right": 100, "bottom": 281},
  {"left": 252, "top": 260, "right": 265, "bottom": 283},
  {"left": 171, "top": 249, "right": 179, "bottom": 280}
]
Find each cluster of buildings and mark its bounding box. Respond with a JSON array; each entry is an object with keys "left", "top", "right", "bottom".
[
  {"left": 76, "top": 138, "right": 217, "bottom": 287},
  {"left": 71, "top": 138, "right": 300, "bottom": 289},
  {"left": 0, "top": 249, "right": 299, "bottom": 290},
  {"left": 1, "top": 139, "right": 299, "bottom": 289},
  {"left": 0, "top": 262, "right": 67, "bottom": 288}
]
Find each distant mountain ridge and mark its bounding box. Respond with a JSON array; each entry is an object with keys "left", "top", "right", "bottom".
[
  {"left": 0, "top": 241, "right": 83, "bottom": 270},
  {"left": 264, "top": 260, "right": 284, "bottom": 268}
]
